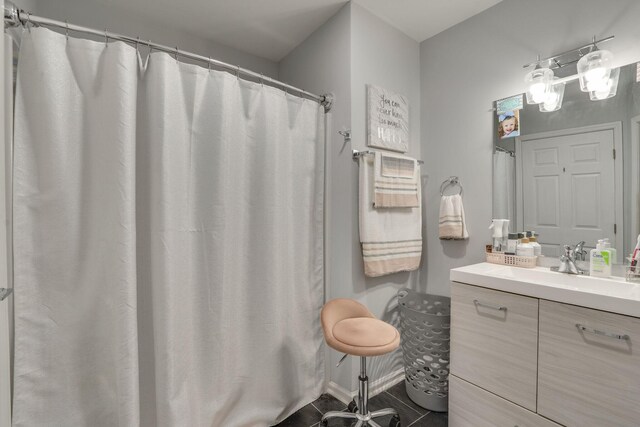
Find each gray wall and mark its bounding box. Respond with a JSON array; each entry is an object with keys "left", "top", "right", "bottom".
[
  {"left": 11, "top": 0, "right": 278, "bottom": 78},
  {"left": 349, "top": 2, "right": 422, "bottom": 388},
  {"left": 280, "top": 2, "right": 422, "bottom": 393},
  {"left": 420, "top": 0, "right": 640, "bottom": 296},
  {"left": 279, "top": 3, "right": 354, "bottom": 392}
]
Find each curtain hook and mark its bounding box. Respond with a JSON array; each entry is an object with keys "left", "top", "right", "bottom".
[
  {"left": 236, "top": 65, "right": 240, "bottom": 81},
  {"left": 207, "top": 56, "right": 212, "bottom": 72},
  {"left": 148, "top": 39, "right": 152, "bottom": 54},
  {"left": 135, "top": 36, "right": 140, "bottom": 54},
  {"left": 104, "top": 29, "right": 108, "bottom": 46},
  {"left": 174, "top": 46, "right": 179, "bottom": 61},
  {"left": 260, "top": 73, "right": 264, "bottom": 87},
  {"left": 65, "top": 20, "right": 69, "bottom": 40}
]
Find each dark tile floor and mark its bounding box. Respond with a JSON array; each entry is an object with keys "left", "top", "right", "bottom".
[{"left": 275, "top": 382, "right": 448, "bottom": 426}]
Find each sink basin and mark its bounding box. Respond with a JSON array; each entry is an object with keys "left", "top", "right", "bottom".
[
  {"left": 491, "top": 265, "right": 629, "bottom": 290},
  {"left": 450, "top": 262, "right": 640, "bottom": 317}
]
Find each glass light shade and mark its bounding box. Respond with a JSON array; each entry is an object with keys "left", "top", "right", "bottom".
[
  {"left": 589, "top": 66, "right": 620, "bottom": 101},
  {"left": 524, "top": 67, "right": 553, "bottom": 104},
  {"left": 577, "top": 50, "right": 613, "bottom": 92},
  {"left": 539, "top": 78, "right": 565, "bottom": 112}
]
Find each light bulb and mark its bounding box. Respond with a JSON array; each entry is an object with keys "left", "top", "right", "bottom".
[
  {"left": 586, "top": 77, "right": 608, "bottom": 92},
  {"left": 593, "top": 89, "right": 610, "bottom": 100},
  {"left": 543, "top": 92, "right": 559, "bottom": 109},
  {"left": 530, "top": 82, "right": 547, "bottom": 103},
  {"left": 588, "top": 67, "right": 620, "bottom": 101},
  {"left": 525, "top": 67, "right": 553, "bottom": 104},
  {"left": 585, "top": 67, "right": 607, "bottom": 81},
  {"left": 539, "top": 77, "right": 565, "bottom": 112}
]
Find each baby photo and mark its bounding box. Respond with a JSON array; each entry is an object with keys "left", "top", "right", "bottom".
[{"left": 498, "top": 110, "right": 520, "bottom": 139}]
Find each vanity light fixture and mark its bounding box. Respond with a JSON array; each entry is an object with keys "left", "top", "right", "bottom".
[{"left": 523, "top": 35, "right": 617, "bottom": 111}]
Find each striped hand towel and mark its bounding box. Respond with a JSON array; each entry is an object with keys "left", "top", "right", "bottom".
[
  {"left": 373, "top": 152, "right": 419, "bottom": 208},
  {"left": 359, "top": 155, "right": 422, "bottom": 277},
  {"left": 439, "top": 194, "right": 469, "bottom": 240}
]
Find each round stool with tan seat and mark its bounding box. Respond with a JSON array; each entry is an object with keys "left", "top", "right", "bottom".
[{"left": 320, "top": 299, "right": 401, "bottom": 427}]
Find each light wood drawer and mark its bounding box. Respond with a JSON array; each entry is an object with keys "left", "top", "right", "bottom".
[
  {"left": 449, "top": 375, "right": 560, "bottom": 427},
  {"left": 538, "top": 300, "right": 640, "bottom": 427},
  {"left": 450, "top": 282, "right": 538, "bottom": 411}
]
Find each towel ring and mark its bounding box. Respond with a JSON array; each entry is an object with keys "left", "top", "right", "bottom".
[{"left": 440, "top": 176, "right": 462, "bottom": 196}]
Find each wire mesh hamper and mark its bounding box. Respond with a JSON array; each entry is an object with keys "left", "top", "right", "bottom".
[{"left": 397, "top": 288, "right": 451, "bottom": 412}]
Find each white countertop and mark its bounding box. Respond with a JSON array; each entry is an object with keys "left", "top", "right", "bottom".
[{"left": 450, "top": 262, "right": 640, "bottom": 318}]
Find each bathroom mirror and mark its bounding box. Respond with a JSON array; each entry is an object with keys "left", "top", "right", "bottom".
[{"left": 493, "top": 61, "right": 640, "bottom": 258}]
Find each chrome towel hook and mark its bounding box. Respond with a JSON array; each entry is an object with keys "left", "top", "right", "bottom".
[
  {"left": 338, "top": 130, "right": 351, "bottom": 143},
  {"left": 0, "top": 288, "right": 12, "bottom": 301},
  {"left": 440, "top": 176, "right": 462, "bottom": 196}
]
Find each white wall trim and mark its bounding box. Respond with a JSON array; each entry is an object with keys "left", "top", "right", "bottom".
[
  {"left": 326, "top": 380, "right": 353, "bottom": 405},
  {"left": 326, "top": 368, "right": 405, "bottom": 404},
  {"left": 369, "top": 367, "right": 405, "bottom": 396},
  {"left": 516, "top": 122, "right": 624, "bottom": 254}
]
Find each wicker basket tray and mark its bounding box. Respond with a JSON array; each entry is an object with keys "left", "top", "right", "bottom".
[{"left": 486, "top": 251, "right": 537, "bottom": 268}]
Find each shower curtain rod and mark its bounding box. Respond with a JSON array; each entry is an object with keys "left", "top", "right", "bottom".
[
  {"left": 494, "top": 146, "right": 515, "bottom": 157},
  {"left": 2, "top": 1, "right": 333, "bottom": 112}
]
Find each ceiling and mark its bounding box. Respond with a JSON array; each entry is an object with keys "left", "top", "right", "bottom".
[
  {"left": 355, "top": 0, "right": 503, "bottom": 43},
  {"left": 78, "top": 0, "right": 502, "bottom": 62}
]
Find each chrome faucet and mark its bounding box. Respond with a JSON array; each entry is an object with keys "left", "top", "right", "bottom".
[
  {"left": 556, "top": 244, "right": 587, "bottom": 275},
  {"left": 572, "top": 241, "right": 588, "bottom": 262}
]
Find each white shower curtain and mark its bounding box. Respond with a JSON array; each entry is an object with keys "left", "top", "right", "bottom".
[
  {"left": 492, "top": 151, "right": 516, "bottom": 225},
  {"left": 12, "top": 28, "right": 325, "bottom": 427}
]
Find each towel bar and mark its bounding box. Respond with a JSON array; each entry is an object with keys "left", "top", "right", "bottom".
[{"left": 352, "top": 149, "right": 424, "bottom": 165}]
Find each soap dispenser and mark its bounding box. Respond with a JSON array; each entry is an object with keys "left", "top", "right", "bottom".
[
  {"left": 517, "top": 237, "right": 535, "bottom": 257},
  {"left": 601, "top": 238, "right": 617, "bottom": 264},
  {"left": 590, "top": 240, "right": 612, "bottom": 277},
  {"left": 528, "top": 232, "right": 542, "bottom": 256}
]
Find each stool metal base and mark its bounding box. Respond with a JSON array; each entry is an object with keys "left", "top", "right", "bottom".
[
  {"left": 321, "top": 409, "right": 398, "bottom": 427},
  {"left": 321, "top": 357, "right": 399, "bottom": 427}
]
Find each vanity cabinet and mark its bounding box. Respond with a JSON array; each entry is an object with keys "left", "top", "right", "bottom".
[
  {"left": 450, "top": 282, "right": 538, "bottom": 411},
  {"left": 449, "top": 279, "right": 640, "bottom": 427},
  {"left": 449, "top": 376, "right": 559, "bottom": 427},
  {"left": 538, "top": 300, "right": 640, "bottom": 427}
]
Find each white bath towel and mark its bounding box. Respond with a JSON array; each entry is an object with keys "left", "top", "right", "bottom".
[
  {"left": 359, "top": 155, "right": 422, "bottom": 277},
  {"left": 439, "top": 194, "right": 469, "bottom": 240},
  {"left": 373, "top": 152, "right": 419, "bottom": 208}
]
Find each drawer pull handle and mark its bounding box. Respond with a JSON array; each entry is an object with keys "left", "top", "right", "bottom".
[
  {"left": 576, "top": 324, "right": 630, "bottom": 341},
  {"left": 473, "top": 299, "right": 506, "bottom": 312}
]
